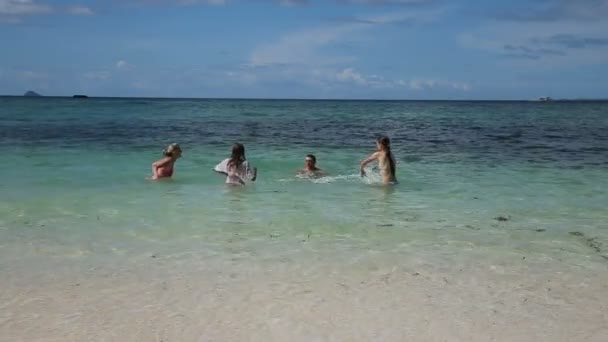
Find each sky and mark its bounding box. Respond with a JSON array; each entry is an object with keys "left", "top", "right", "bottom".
[{"left": 0, "top": 0, "right": 607, "bottom": 99}]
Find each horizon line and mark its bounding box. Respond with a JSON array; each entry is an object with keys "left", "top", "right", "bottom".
[{"left": 3, "top": 95, "right": 608, "bottom": 102}]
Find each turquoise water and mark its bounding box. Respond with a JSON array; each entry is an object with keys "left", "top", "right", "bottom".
[{"left": 1, "top": 97, "right": 607, "bottom": 265}]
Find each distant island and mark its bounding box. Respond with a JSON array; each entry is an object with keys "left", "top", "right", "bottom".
[
  {"left": 24, "top": 91, "right": 42, "bottom": 97},
  {"left": 73, "top": 95, "right": 88, "bottom": 98}
]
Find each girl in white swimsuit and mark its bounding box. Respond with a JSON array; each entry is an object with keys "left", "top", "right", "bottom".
[{"left": 214, "top": 143, "right": 257, "bottom": 185}]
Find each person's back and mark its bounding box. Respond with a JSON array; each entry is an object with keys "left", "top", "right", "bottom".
[
  {"left": 214, "top": 143, "right": 257, "bottom": 185},
  {"left": 360, "top": 136, "right": 397, "bottom": 185},
  {"left": 151, "top": 143, "right": 182, "bottom": 180},
  {"left": 156, "top": 159, "right": 175, "bottom": 177},
  {"left": 226, "top": 159, "right": 254, "bottom": 185},
  {"left": 378, "top": 150, "right": 397, "bottom": 184}
]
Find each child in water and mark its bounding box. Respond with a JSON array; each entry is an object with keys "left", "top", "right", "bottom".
[
  {"left": 151, "top": 143, "right": 182, "bottom": 180},
  {"left": 360, "top": 136, "right": 397, "bottom": 184},
  {"left": 214, "top": 143, "right": 257, "bottom": 185}
]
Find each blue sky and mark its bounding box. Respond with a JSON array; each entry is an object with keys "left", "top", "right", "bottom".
[{"left": 1, "top": 0, "right": 607, "bottom": 99}]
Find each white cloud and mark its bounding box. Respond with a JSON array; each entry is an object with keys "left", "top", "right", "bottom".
[
  {"left": 329, "top": 68, "right": 400, "bottom": 88},
  {"left": 4, "top": 63, "right": 470, "bottom": 98},
  {"left": 131, "top": 0, "right": 225, "bottom": 5},
  {"left": 0, "top": 0, "right": 51, "bottom": 15},
  {"left": 67, "top": 6, "right": 93, "bottom": 15},
  {"left": 236, "top": 64, "right": 470, "bottom": 93},
  {"left": 335, "top": 68, "right": 368, "bottom": 86},
  {"left": 405, "top": 79, "right": 470, "bottom": 91},
  {"left": 495, "top": 0, "right": 608, "bottom": 23},
  {"left": 325, "top": 68, "right": 470, "bottom": 91},
  {"left": 116, "top": 60, "right": 130, "bottom": 70},
  {"left": 459, "top": 12, "right": 608, "bottom": 68},
  {"left": 242, "top": 7, "right": 470, "bottom": 96},
  {"left": 130, "top": 0, "right": 433, "bottom": 6},
  {"left": 0, "top": 1, "right": 96, "bottom": 23},
  {"left": 276, "top": 0, "right": 305, "bottom": 6},
  {"left": 251, "top": 25, "right": 357, "bottom": 67},
  {"left": 340, "top": 0, "right": 429, "bottom": 4},
  {"left": 251, "top": 9, "right": 445, "bottom": 67},
  {"left": 452, "top": 82, "right": 471, "bottom": 91}
]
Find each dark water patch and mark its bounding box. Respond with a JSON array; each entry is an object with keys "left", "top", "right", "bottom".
[
  {"left": 126, "top": 101, "right": 152, "bottom": 105},
  {"left": 506, "top": 139, "right": 525, "bottom": 145},
  {"left": 567, "top": 165, "right": 586, "bottom": 170},
  {"left": 585, "top": 237, "right": 602, "bottom": 254},
  {"left": 521, "top": 144, "right": 552, "bottom": 150},
  {"left": 569, "top": 231, "right": 607, "bottom": 259},
  {"left": 241, "top": 111, "right": 270, "bottom": 117},
  {"left": 401, "top": 155, "right": 423, "bottom": 163},
  {"left": 494, "top": 215, "right": 511, "bottom": 222},
  {"left": 555, "top": 148, "right": 578, "bottom": 153},
  {"left": 583, "top": 146, "right": 608, "bottom": 152},
  {"left": 543, "top": 134, "right": 565, "bottom": 139},
  {"left": 484, "top": 133, "right": 523, "bottom": 141},
  {"left": 426, "top": 139, "right": 453, "bottom": 144},
  {"left": 2, "top": 99, "right": 608, "bottom": 168}
]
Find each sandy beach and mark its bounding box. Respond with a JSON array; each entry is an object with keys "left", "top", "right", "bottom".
[{"left": 2, "top": 236, "right": 607, "bottom": 342}]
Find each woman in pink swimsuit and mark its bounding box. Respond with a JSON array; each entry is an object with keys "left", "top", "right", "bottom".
[{"left": 151, "top": 143, "right": 182, "bottom": 180}]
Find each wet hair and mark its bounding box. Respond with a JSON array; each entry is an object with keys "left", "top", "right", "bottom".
[
  {"left": 228, "top": 143, "right": 246, "bottom": 169},
  {"left": 163, "top": 143, "right": 181, "bottom": 157},
  {"left": 306, "top": 154, "right": 316, "bottom": 164},
  {"left": 377, "top": 136, "right": 396, "bottom": 176}
]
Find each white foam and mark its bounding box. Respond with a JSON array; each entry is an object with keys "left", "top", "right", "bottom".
[{"left": 311, "top": 174, "right": 360, "bottom": 184}]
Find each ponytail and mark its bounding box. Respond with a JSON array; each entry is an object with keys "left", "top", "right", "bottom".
[
  {"left": 228, "top": 143, "right": 246, "bottom": 169},
  {"left": 378, "top": 136, "right": 396, "bottom": 176}
]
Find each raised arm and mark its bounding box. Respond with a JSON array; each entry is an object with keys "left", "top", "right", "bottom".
[
  {"left": 360, "top": 152, "right": 379, "bottom": 177},
  {"left": 213, "top": 159, "right": 229, "bottom": 176},
  {"left": 152, "top": 157, "right": 171, "bottom": 179}
]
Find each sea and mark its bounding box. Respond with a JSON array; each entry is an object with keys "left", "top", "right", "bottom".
[{"left": 1, "top": 97, "right": 607, "bottom": 341}]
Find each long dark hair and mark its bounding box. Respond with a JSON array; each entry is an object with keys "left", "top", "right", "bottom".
[
  {"left": 377, "top": 136, "right": 395, "bottom": 176},
  {"left": 228, "top": 143, "right": 246, "bottom": 169}
]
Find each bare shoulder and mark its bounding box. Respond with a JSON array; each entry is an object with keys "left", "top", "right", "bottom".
[
  {"left": 368, "top": 151, "right": 381, "bottom": 160},
  {"left": 153, "top": 156, "right": 171, "bottom": 166}
]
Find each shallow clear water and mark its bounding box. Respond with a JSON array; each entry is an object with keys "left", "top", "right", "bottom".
[
  {"left": 1, "top": 97, "right": 607, "bottom": 340},
  {"left": 1, "top": 97, "right": 606, "bottom": 246}
]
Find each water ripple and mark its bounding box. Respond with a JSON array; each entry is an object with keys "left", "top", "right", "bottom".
[{"left": 1, "top": 98, "right": 607, "bottom": 168}]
